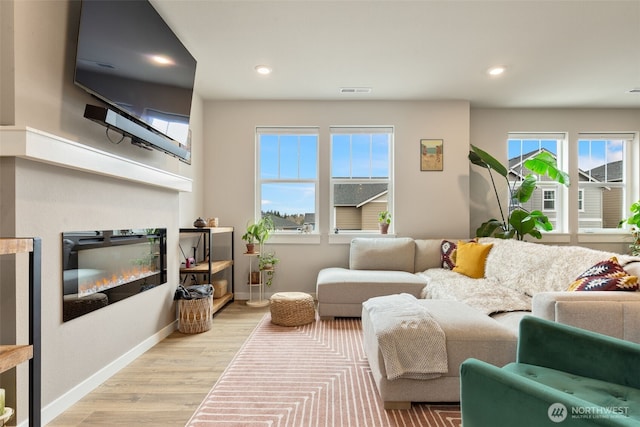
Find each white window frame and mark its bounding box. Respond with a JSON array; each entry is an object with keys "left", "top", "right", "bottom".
[
  {"left": 329, "top": 126, "right": 394, "bottom": 237},
  {"left": 577, "top": 188, "right": 585, "bottom": 212},
  {"left": 255, "top": 127, "right": 320, "bottom": 243},
  {"left": 507, "top": 132, "right": 569, "bottom": 234},
  {"left": 542, "top": 189, "right": 556, "bottom": 212},
  {"left": 577, "top": 132, "right": 638, "bottom": 236}
]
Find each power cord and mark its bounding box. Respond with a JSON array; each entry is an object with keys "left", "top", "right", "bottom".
[{"left": 105, "top": 126, "right": 125, "bottom": 144}]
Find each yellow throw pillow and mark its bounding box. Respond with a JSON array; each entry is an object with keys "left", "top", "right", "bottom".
[{"left": 453, "top": 241, "right": 494, "bottom": 279}]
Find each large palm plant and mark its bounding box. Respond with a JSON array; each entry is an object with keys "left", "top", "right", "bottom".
[
  {"left": 469, "top": 144, "right": 570, "bottom": 240},
  {"left": 619, "top": 201, "right": 640, "bottom": 255}
]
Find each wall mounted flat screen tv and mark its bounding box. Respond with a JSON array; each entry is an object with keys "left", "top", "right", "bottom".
[{"left": 74, "top": 0, "right": 197, "bottom": 163}]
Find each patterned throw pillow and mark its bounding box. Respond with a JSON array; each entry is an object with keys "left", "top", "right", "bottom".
[
  {"left": 440, "top": 239, "right": 475, "bottom": 270},
  {"left": 567, "top": 257, "right": 639, "bottom": 291}
]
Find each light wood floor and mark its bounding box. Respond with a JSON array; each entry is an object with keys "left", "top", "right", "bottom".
[{"left": 47, "top": 301, "right": 270, "bottom": 426}]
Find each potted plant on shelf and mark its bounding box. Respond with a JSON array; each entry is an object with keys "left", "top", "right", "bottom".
[
  {"left": 259, "top": 251, "right": 279, "bottom": 287},
  {"left": 241, "top": 216, "right": 275, "bottom": 254},
  {"left": 378, "top": 211, "right": 391, "bottom": 234},
  {"left": 619, "top": 200, "right": 640, "bottom": 256},
  {"left": 469, "top": 144, "right": 570, "bottom": 240}
]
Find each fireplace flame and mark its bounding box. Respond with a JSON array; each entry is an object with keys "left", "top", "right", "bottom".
[{"left": 79, "top": 265, "right": 159, "bottom": 297}]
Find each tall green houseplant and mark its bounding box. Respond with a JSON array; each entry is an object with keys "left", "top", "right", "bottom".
[
  {"left": 619, "top": 200, "right": 640, "bottom": 255},
  {"left": 469, "top": 144, "right": 570, "bottom": 240}
]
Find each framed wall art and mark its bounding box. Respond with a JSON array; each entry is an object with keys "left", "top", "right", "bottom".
[{"left": 420, "top": 139, "right": 443, "bottom": 171}]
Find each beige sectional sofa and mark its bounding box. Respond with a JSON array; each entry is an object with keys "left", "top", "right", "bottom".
[
  {"left": 316, "top": 237, "right": 640, "bottom": 407},
  {"left": 317, "top": 236, "right": 640, "bottom": 337}
]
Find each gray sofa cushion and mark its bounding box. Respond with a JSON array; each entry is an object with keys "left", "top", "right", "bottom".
[
  {"left": 413, "top": 239, "right": 444, "bottom": 272},
  {"left": 350, "top": 237, "right": 415, "bottom": 272},
  {"left": 316, "top": 267, "right": 427, "bottom": 304}
]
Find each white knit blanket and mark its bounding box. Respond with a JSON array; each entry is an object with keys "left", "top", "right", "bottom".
[
  {"left": 418, "top": 269, "right": 532, "bottom": 315},
  {"left": 418, "top": 238, "right": 640, "bottom": 316},
  {"left": 363, "top": 293, "right": 448, "bottom": 380}
]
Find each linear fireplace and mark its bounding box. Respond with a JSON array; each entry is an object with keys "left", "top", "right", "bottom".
[{"left": 62, "top": 228, "right": 167, "bottom": 321}]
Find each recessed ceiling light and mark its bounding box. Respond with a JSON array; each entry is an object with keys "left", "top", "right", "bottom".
[
  {"left": 255, "top": 65, "right": 272, "bottom": 75},
  {"left": 487, "top": 66, "right": 506, "bottom": 76}
]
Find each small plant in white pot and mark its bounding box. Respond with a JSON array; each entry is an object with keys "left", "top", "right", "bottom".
[
  {"left": 378, "top": 211, "right": 391, "bottom": 234},
  {"left": 241, "top": 216, "right": 274, "bottom": 254}
]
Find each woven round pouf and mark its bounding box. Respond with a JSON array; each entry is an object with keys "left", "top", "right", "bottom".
[{"left": 270, "top": 292, "right": 316, "bottom": 326}]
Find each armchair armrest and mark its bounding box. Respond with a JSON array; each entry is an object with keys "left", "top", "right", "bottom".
[
  {"left": 460, "top": 358, "right": 636, "bottom": 427},
  {"left": 518, "top": 316, "right": 640, "bottom": 390},
  {"left": 532, "top": 291, "right": 640, "bottom": 342}
]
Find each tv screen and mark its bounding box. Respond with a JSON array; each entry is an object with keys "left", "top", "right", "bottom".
[{"left": 74, "top": 0, "right": 197, "bottom": 152}]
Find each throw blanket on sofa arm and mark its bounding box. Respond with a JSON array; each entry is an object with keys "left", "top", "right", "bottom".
[{"left": 362, "top": 293, "right": 448, "bottom": 380}]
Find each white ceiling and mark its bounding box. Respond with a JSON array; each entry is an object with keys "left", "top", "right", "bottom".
[{"left": 151, "top": 0, "right": 640, "bottom": 108}]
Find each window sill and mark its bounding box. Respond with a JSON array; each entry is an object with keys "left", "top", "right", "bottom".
[
  {"left": 534, "top": 233, "right": 571, "bottom": 244},
  {"left": 528, "top": 231, "right": 632, "bottom": 244},
  {"left": 577, "top": 231, "right": 631, "bottom": 244},
  {"left": 328, "top": 233, "right": 397, "bottom": 245}
]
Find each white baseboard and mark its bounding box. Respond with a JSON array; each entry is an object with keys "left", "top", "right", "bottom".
[{"left": 38, "top": 320, "right": 178, "bottom": 426}]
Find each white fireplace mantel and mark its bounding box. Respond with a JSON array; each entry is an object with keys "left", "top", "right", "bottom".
[{"left": 0, "top": 127, "right": 192, "bottom": 192}]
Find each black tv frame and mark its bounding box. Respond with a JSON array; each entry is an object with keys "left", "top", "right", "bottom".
[{"left": 84, "top": 104, "right": 191, "bottom": 163}]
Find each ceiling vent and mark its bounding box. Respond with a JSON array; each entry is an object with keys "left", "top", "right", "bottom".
[{"left": 340, "top": 87, "right": 372, "bottom": 94}]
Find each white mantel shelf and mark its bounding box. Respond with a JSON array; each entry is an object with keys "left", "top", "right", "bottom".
[{"left": 0, "top": 127, "right": 192, "bottom": 192}]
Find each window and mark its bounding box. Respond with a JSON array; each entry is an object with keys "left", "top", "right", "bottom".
[
  {"left": 330, "top": 126, "right": 393, "bottom": 233},
  {"left": 578, "top": 189, "right": 585, "bottom": 212},
  {"left": 256, "top": 127, "right": 318, "bottom": 233},
  {"left": 508, "top": 131, "right": 638, "bottom": 235},
  {"left": 577, "top": 133, "right": 635, "bottom": 231},
  {"left": 543, "top": 190, "right": 556, "bottom": 211},
  {"left": 507, "top": 133, "right": 567, "bottom": 232}
]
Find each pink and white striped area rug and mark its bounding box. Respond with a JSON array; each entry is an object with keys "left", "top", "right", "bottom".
[{"left": 187, "top": 314, "right": 461, "bottom": 427}]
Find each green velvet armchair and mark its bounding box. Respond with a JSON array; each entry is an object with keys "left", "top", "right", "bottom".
[{"left": 460, "top": 316, "right": 640, "bottom": 427}]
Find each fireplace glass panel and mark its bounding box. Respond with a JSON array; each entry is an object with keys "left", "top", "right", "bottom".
[{"left": 62, "top": 228, "right": 167, "bottom": 321}]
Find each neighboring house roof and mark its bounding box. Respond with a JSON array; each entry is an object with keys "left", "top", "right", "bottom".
[
  {"left": 508, "top": 149, "right": 541, "bottom": 170},
  {"left": 587, "top": 160, "right": 622, "bottom": 182},
  {"left": 265, "top": 215, "right": 299, "bottom": 229},
  {"left": 334, "top": 183, "right": 388, "bottom": 206},
  {"left": 508, "top": 149, "right": 594, "bottom": 182},
  {"left": 356, "top": 191, "right": 387, "bottom": 209},
  {"left": 508, "top": 149, "right": 552, "bottom": 181},
  {"left": 303, "top": 213, "right": 315, "bottom": 224}
]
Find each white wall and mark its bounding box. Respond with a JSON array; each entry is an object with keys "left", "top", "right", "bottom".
[
  {"left": 470, "top": 108, "right": 640, "bottom": 252},
  {"left": 1, "top": 0, "right": 203, "bottom": 423},
  {"left": 12, "top": 158, "right": 180, "bottom": 413},
  {"left": 203, "top": 100, "right": 471, "bottom": 298},
  {"left": 179, "top": 93, "right": 205, "bottom": 226}
]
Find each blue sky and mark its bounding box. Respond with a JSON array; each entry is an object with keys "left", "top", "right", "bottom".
[
  {"left": 508, "top": 138, "right": 623, "bottom": 173},
  {"left": 263, "top": 135, "right": 623, "bottom": 217},
  {"left": 260, "top": 134, "right": 317, "bottom": 216},
  {"left": 259, "top": 133, "right": 389, "bottom": 217},
  {"left": 577, "top": 139, "right": 623, "bottom": 171}
]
